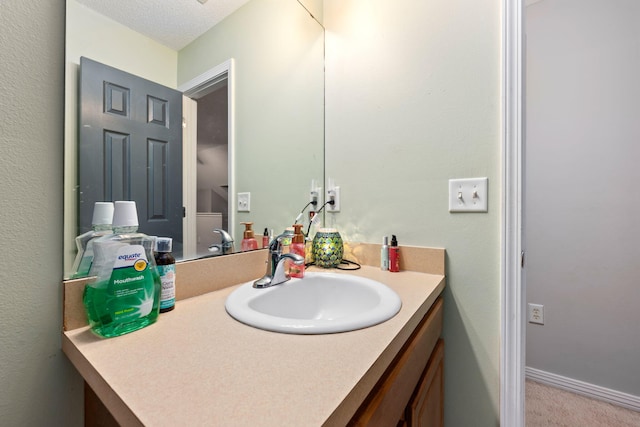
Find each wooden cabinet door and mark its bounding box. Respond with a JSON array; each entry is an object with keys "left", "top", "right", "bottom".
[
  {"left": 407, "top": 339, "right": 444, "bottom": 427},
  {"left": 349, "top": 298, "right": 443, "bottom": 426}
]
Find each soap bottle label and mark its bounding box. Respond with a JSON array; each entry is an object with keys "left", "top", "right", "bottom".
[
  {"left": 105, "top": 245, "right": 155, "bottom": 321},
  {"left": 389, "top": 247, "right": 400, "bottom": 272},
  {"left": 157, "top": 264, "right": 176, "bottom": 310},
  {"left": 289, "top": 243, "right": 305, "bottom": 278}
]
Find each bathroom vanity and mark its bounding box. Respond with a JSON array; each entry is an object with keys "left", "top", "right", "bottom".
[{"left": 62, "top": 244, "right": 445, "bottom": 426}]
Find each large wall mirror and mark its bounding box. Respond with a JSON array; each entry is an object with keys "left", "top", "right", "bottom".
[{"left": 64, "top": 0, "right": 325, "bottom": 278}]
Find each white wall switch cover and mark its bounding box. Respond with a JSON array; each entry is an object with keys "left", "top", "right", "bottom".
[
  {"left": 449, "top": 177, "right": 488, "bottom": 212},
  {"left": 237, "top": 192, "right": 250, "bottom": 212}
]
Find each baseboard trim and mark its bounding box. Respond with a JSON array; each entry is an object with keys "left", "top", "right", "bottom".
[{"left": 526, "top": 367, "right": 640, "bottom": 413}]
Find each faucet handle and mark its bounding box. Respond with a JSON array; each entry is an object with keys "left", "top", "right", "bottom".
[
  {"left": 253, "top": 247, "right": 304, "bottom": 289},
  {"left": 212, "top": 229, "right": 235, "bottom": 255},
  {"left": 271, "top": 253, "right": 304, "bottom": 286},
  {"left": 269, "top": 232, "right": 291, "bottom": 253},
  {"left": 213, "top": 228, "right": 233, "bottom": 243}
]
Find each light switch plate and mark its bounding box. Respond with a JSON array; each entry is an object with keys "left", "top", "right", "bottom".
[
  {"left": 449, "top": 178, "right": 488, "bottom": 212},
  {"left": 237, "top": 192, "right": 250, "bottom": 212}
]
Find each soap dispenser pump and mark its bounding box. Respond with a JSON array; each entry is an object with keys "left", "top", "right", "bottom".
[
  {"left": 289, "top": 224, "right": 306, "bottom": 278},
  {"left": 241, "top": 222, "right": 259, "bottom": 252}
]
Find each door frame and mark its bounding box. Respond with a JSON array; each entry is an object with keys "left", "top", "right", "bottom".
[
  {"left": 501, "top": 0, "right": 525, "bottom": 426},
  {"left": 178, "top": 59, "right": 235, "bottom": 258}
]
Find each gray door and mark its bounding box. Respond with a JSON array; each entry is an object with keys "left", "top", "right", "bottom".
[{"left": 79, "top": 57, "right": 183, "bottom": 256}]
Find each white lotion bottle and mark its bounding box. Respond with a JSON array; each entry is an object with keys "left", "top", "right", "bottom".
[{"left": 381, "top": 236, "right": 389, "bottom": 270}]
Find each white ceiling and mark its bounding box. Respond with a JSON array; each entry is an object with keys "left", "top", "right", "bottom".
[{"left": 76, "top": 0, "right": 251, "bottom": 50}]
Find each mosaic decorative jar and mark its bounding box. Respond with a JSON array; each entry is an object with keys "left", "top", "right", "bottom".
[{"left": 312, "top": 228, "right": 343, "bottom": 268}]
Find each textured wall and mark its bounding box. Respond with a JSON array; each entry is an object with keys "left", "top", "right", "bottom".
[
  {"left": 324, "top": 1, "right": 501, "bottom": 425},
  {"left": 0, "top": 1, "right": 83, "bottom": 425},
  {"left": 526, "top": 0, "right": 640, "bottom": 396}
]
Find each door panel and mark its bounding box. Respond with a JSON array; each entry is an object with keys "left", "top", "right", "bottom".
[{"left": 79, "top": 57, "right": 183, "bottom": 255}]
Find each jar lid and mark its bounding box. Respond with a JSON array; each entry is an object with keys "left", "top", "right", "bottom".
[
  {"left": 112, "top": 201, "right": 138, "bottom": 228},
  {"left": 155, "top": 237, "right": 172, "bottom": 252},
  {"left": 91, "top": 202, "right": 114, "bottom": 226}
]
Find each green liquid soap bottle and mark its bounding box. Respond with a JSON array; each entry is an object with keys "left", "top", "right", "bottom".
[
  {"left": 70, "top": 202, "right": 114, "bottom": 278},
  {"left": 83, "top": 201, "right": 161, "bottom": 338},
  {"left": 155, "top": 237, "right": 176, "bottom": 313}
]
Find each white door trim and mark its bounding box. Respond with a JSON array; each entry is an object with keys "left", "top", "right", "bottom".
[
  {"left": 178, "top": 59, "right": 236, "bottom": 252},
  {"left": 182, "top": 96, "right": 198, "bottom": 259},
  {"left": 501, "top": 0, "right": 525, "bottom": 425}
]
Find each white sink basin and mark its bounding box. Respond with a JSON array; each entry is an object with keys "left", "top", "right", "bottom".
[{"left": 225, "top": 272, "right": 402, "bottom": 334}]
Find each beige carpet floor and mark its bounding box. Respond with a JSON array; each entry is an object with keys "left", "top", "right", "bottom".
[{"left": 526, "top": 380, "right": 640, "bottom": 426}]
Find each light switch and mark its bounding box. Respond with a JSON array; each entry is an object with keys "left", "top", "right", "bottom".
[
  {"left": 449, "top": 178, "right": 488, "bottom": 212},
  {"left": 237, "top": 192, "right": 250, "bottom": 212}
]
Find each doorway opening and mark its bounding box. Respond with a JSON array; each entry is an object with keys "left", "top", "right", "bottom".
[{"left": 179, "top": 60, "right": 235, "bottom": 259}]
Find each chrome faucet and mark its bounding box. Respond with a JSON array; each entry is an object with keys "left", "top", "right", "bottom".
[
  {"left": 253, "top": 233, "right": 304, "bottom": 288},
  {"left": 208, "top": 228, "right": 235, "bottom": 255}
]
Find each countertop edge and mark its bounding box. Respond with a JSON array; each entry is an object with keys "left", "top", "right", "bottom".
[{"left": 62, "top": 332, "right": 143, "bottom": 426}]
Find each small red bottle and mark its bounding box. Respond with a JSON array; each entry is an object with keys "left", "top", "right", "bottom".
[{"left": 389, "top": 235, "right": 400, "bottom": 272}]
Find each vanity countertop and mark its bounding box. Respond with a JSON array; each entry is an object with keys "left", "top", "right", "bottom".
[{"left": 63, "top": 256, "right": 445, "bottom": 426}]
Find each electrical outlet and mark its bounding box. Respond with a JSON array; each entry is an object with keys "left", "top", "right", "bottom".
[
  {"left": 326, "top": 186, "right": 340, "bottom": 212},
  {"left": 310, "top": 186, "right": 322, "bottom": 208},
  {"left": 528, "top": 303, "right": 544, "bottom": 325},
  {"left": 237, "top": 192, "right": 250, "bottom": 212},
  {"left": 309, "top": 179, "right": 322, "bottom": 215}
]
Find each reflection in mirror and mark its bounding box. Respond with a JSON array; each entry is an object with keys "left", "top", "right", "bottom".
[{"left": 64, "top": 0, "right": 325, "bottom": 278}]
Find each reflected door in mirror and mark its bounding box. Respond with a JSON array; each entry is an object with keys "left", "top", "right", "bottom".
[{"left": 79, "top": 57, "right": 184, "bottom": 256}]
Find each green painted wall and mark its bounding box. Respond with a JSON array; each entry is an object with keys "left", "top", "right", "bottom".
[
  {"left": 324, "top": 1, "right": 501, "bottom": 425},
  {"left": 178, "top": 0, "right": 325, "bottom": 243},
  {"left": 0, "top": 1, "right": 84, "bottom": 425},
  {"left": 0, "top": 0, "right": 503, "bottom": 425}
]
